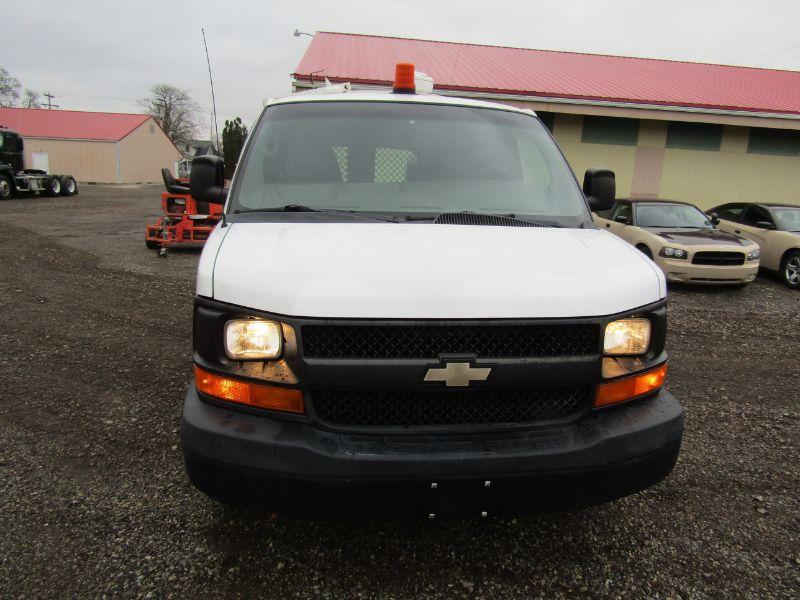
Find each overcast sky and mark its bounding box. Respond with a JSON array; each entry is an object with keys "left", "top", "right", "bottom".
[{"left": 7, "top": 0, "right": 800, "bottom": 139}]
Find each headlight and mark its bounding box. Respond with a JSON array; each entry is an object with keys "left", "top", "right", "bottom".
[
  {"left": 747, "top": 248, "right": 760, "bottom": 261},
  {"left": 224, "top": 319, "right": 283, "bottom": 360},
  {"left": 659, "top": 247, "right": 687, "bottom": 259},
  {"left": 604, "top": 318, "right": 651, "bottom": 356}
]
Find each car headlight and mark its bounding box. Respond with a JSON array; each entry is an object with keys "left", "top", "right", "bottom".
[
  {"left": 604, "top": 318, "right": 651, "bottom": 356},
  {"left": 659, "top": 247, "right": 687, "bottom": 259},
  {"left": 747, "top": 248, "right": 760, "bottom": 261},
  {"left": 224, "top": 319, "right": 283, "bottom": 360}
]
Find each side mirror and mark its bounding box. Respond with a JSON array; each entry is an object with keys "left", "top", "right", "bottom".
[
  {"left": 614, "top": 215, "right": 630, "bottom": 225},
  {"left": 190, "top": 155, "right": 228, "bottom": 204},
  {"left": 755, "top": 220, "right": 775, "bottom": 230},
  {"left": 583, "top": 168, "right": 615, "bottom": 212},
  {"left": 708, "top": 212, "right": 720, "bottom": 226}
]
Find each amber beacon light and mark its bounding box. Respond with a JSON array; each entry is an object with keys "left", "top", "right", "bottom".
[{"left": 393, "top": 62, "right": 416, "bottom": 93}]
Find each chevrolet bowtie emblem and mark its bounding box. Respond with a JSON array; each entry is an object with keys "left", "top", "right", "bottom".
[{"left": 424, "top": 362, "right": 491, "bottom": 387}]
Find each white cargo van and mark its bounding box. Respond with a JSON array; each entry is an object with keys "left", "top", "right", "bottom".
[{"left": 181, "top": 64, "right": 682, "bottom": 519}]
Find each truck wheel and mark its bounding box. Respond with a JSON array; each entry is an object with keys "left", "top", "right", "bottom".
[
  {"left": 146, "top": 238, "right": 160, "bottom": 250},
  {"left": 0, "top": 174, "right": 12, "bottom": 200},
  {"left": 59, "top": 175, "right": 78, "bottom": 196},
  {"left": 44, "top": 176, "right": 62, "bottom": 197},
  {"left": 781, "top": 250, "right": 800, "bottom": 289}
]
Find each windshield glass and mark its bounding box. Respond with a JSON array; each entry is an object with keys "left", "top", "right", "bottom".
[
  {"left": 230, "top": 101, "right": 589, "bottom": 225},
  {"left": 636, "top": 203, "right": 711, "bottom": 228},
  {"left": 772, "top": 207, "right": 800, "bottom": 231}
]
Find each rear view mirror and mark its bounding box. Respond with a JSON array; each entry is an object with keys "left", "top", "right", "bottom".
[
  {"left": 614, "top": 215, "right": 630, "bottom": 225},
  {"left": 708, "top": 212, "right": 720, "bottom": 226},
  {"left": 583, "top": 168, "right": 615, "bottom": 212},
  {"left": 755, "top": 220, "right": 775, "bottom": 230},
  {"left": 190, "top": 155, "right": 228, "bottom": 204}
]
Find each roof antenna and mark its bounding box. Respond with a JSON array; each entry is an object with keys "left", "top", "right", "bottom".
[{"left": 201, "top": 28, "right": 220, "bottom": 151}]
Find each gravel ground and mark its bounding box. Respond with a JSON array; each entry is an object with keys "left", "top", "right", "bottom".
[{"left": 0, "top": 185, "right": 798, "bottom": 598}]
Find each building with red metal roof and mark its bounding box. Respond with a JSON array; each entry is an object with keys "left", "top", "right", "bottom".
[
  {"left": 0, "top": 107, "right": 181, "bottom": 183},
  {"left": 292, "top": 32, "right": 800, "bottom": 207}
]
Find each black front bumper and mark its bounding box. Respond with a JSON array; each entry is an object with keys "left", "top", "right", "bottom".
[{"left": 181, "top": 385, "right": 683, "bottom": 519}]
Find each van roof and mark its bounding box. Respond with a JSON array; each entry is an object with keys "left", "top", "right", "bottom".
[{"left": 268, "top": 88, "right": 535, "bottom": 116}]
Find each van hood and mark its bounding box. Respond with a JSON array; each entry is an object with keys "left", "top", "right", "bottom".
[{"left": 204, "top": 223, "right": 664, "bottom": 319}]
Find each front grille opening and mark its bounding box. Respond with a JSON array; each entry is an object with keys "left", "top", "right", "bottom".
[
  {"left": 311, "top": 387, "right": 592, "bottom": 428},
  {"left": 691, "top": 251, "right": 745, "bottom": 266},
  {"left": 301, "top": 324, "right": 600, "bottom": 359}
]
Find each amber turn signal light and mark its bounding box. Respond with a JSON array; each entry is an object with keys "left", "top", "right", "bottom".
[
  {"left": 194, "top": 365, "right": 304, "bottom": 414},
  {"left": 594, "top": 363, "right": 667, "bottom": 408},
  {"left": 393, "top": 62, "right": 416, "bottom": 93}
]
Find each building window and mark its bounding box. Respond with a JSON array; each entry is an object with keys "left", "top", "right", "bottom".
[
  {"left": 666, "top": 122, "right": 723, "bottom": 151},
  {"left": 747, "top": 128, "right": 800, "bottom": 156},
  {"left": 581, "top": 116, "right": 639, "bottom": 146},
  {"left": 536, "top": 111, "right": 555, "bottom": 133}
]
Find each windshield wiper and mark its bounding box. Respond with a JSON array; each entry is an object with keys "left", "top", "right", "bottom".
[{"left": 233, "top": 205, "right": 398, "bottom": 223}]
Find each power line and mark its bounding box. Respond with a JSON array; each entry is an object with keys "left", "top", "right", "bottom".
[
  {"left": 734, "top": 43, "right": 800, "bottom": 64},
  {"left": 757, "top": 53, "right": 800, "bottom": 68}
]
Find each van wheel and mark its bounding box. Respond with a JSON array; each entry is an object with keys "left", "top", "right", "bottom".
[
  {"left": 781, "top": 250, "right": 800, "bottom": 289},
  {"left": 636, "top": 244, "right": 653, "bottom": 259},
  {"left": 60, "top": 175, "right": 78, "bottom": 196},
  {"left": 44, "top": 176, "right": 62, "bottom": 197},
  {"left": 0, "top": 174, "right": 12, "bottom": 200}
]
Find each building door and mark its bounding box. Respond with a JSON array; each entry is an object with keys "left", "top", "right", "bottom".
[{"left": 31, "top": 152, "right": 50, "bottom": 173}]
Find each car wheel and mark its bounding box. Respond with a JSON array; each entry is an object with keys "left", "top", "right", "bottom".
[
  {"left": 0, "top": 174, "right": 13, "bottom": 200},
  {"left": 44, "top": 176, "right": 62, "bottom": 197},
  {"left": 781, "top": 250, "right": 800, "bottom": 289},
  {"left": 636, "top": 244, "right": 653, "bottom": 259},
  {"left": 59, "top": 175, "right": 78, "bottom": 196}
]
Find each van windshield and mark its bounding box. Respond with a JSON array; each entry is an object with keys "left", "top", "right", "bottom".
[{"left": 230, "top": 101, "right": 590, "bottom": 226}]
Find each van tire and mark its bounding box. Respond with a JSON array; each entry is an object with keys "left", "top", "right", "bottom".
[{"left": 636, "top": 244, "right": 653, "bottom": 259}]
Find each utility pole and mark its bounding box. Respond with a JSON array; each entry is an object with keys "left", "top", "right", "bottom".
[{"left": 42, "top": 92, "right": 59, "bottom": 110}]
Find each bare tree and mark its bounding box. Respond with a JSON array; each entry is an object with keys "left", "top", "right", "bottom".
[
  {"left": 0, "top": 66, "right": 21, "bottom": 107},
  {"left": 22, "top": 89, "right": 40, "bottom": 109},
  {"left": 137, "top": 84, "right": 202, "bottom": 147}
]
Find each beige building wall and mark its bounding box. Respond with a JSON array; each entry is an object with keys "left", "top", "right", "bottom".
[
  {"left": 500, "top": 99, "right": 800, "bottom": 209},
  {"left": 23, "top": 138, "right": 117, "bottom": 183},
  {"left": 550, "top": 114, "right": 638, "bottom": 198},
  {"left": 118, "top": 117, "right": 182, "bottom": 183}
]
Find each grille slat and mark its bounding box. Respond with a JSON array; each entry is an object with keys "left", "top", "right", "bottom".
[
  {"left": 311, "top": 387, "right": 591, "bottom": 427},
  {"left": 301, "top": 324, "right": 599, "bottom": 359},
  {"left": 691, "top": 251, "right": 745, "bottom": 266}
]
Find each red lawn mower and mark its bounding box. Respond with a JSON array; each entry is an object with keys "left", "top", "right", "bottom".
[{"left": 145, "top": 168, "right": 223, "bottom": 257}]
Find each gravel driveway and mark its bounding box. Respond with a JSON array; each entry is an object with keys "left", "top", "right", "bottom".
[{"left": 0, "top": 186, "right": 798, "bottom": 598}]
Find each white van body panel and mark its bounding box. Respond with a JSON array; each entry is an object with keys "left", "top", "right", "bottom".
[{"left": 208, "top": 222, "right": 663, "bottom": 319}]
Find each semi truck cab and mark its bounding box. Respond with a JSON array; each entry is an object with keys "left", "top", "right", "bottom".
[
  {"left": 180, "top": 65, "right": 683, "bottom": 519},
  {"left": 0, "top": 128, "right": 78, "bottom": 199}
]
